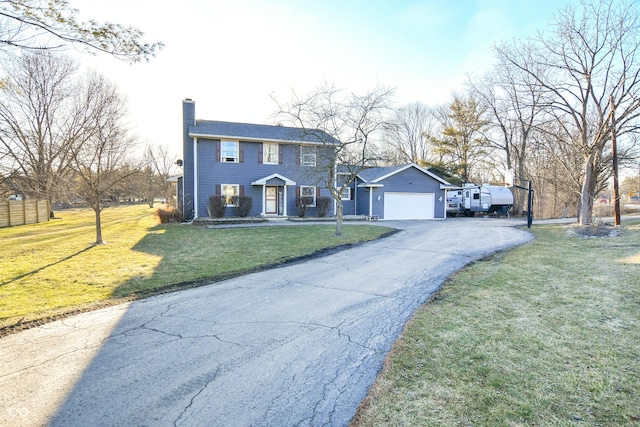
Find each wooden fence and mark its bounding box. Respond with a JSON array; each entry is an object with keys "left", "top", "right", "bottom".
[{"left": 0, "top": 200, "right": 50, "bottom": 228}]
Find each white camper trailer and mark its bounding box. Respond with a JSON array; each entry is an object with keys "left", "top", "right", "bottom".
[{"left": 446, "top": 184, "right": 513, "bottom": 216}]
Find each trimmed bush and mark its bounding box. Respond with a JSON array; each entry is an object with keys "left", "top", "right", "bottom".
[
  {"left": 296, "top": 196, "right": 313, "bottom": 217},
  {"left": 208, "top": 195, "right": 227, "bottom": 218},
  {"left": 316, "top": 197, "right": 331, "bottom": 217},
  {"left": 234, "top": 196, "right": 252, "bottom": 217}
]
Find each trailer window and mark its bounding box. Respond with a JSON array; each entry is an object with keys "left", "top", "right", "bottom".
[{"left": 473, "top": 193, "right": 480, "bottom": 199}]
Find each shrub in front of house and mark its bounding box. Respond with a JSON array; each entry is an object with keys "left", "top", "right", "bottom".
[
  {"left": 296, "top": 196, "right": 313, "bottom": 217},
  {"left": 155, "top": 206, "right": 181, "bottom": 223},
  {"left": 234, "top": 196, "right": 252, "bottom": 217},
  {"left": 316, "top": 197, "right": 331, "bottom": 217},
  {"left": 208, "top": 195, "right": 227, "bottom": 218}
]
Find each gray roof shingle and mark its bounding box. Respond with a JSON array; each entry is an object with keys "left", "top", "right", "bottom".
[{"left": 190, "top": 120, "right": 339, "bottom": 144}]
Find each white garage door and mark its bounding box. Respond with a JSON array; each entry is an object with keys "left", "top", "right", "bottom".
[{"left": 384, "top": 192, "right": 435, "bottom": 220}]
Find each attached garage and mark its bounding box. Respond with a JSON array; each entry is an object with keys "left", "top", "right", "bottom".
[
  {"left": 384, "top": 192, "right": 434, "bottom": 220},
  {"left": 355, "top": 163, "right": 450, "bottom": 220}
]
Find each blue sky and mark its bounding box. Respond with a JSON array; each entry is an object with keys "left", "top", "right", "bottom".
[{"left": 71, "top": 0, "right": 579, "bottom": 156}]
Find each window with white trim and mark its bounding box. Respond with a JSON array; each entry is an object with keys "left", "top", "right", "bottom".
[
  {"left": 221, "top": 141, "right": 239, "bottom": 162},
  {"left": 340, "top": 187, "right": 351, "bottom": 200},
  {"left": 222, "top": 184, "right": 239, "bottom": 206},
  {"left": 263, "top": 143, "right": 279, "bottom": 164},
  {"left": 300, "top": 185, "right": 316, "bottom": 207},
  {"left": 300, "top": 145, "right": 316, "bottom": 166}
]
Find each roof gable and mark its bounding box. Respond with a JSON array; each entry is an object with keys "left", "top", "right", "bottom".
[
  {"left": 189, "top": 120, "right": 339, "bottom": 145},
  {"left": 357, "top": 163, "right": 451, "bottom": 185}
]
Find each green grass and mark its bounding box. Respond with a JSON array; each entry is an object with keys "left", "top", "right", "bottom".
[
  {"left": 352, "top": 221, "right": 640, "bottom": 427},
  {"left": 0, "top": 204, "right": 392, "bottom": 333}
]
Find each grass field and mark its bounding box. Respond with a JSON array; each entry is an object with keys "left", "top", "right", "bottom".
[
  {"left": 351, "top": 221, "right": 640, "bottom": 426},
  {"left": 0, "top": 204, "right": 392, "bottom": 334}
]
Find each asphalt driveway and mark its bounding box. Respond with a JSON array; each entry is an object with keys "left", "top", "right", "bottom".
[{"left": 0, "top": 217, "right": 532, "bottom": 427}]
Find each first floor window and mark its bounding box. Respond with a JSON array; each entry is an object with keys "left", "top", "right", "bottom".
[
  {"left": 300, "top": 185, "right": 316, "bottom": 207},
  {"left": 263, "top": 143, "right": 279, "bottom": 164},
  {"left": 340, "top": 187, "right": 351, "bottom": 200},
  {"left": 221, "top": 140, "right": 239, "bottom": 162},
  {"left": 222, "top": 184, "right": 239, "bottom": 206}
]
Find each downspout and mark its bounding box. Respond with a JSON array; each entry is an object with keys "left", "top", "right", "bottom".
[{"left": 193, "top": 137, "right": 198, "bottom": 218}]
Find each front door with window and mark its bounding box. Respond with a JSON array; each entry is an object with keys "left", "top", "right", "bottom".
[{"left": 265, "top": 186, "right": 278, "bottom": 214}]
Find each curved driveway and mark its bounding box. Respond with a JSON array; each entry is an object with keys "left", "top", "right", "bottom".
[{"left": 1, "top": 218, "right": 532, "bottom": 427}]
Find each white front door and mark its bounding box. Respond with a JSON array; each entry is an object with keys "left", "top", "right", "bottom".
[{"left": 265, "top": 186, "right": 278, "bottom": 214}]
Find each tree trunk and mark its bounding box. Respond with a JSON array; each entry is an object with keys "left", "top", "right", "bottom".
[
  {"left": 335, "top": 200, "right": 343, "bottom": 236},
  {"left": 94, "top": 205, "right": 104, "bottom": 244},
  {"left": 578, "top": 152, "right": 597, "bottom": 225}
]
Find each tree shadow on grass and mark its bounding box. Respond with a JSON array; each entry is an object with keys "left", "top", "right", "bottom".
[{"left": 0, "top": 245, "right": 95, "bottom": 288}]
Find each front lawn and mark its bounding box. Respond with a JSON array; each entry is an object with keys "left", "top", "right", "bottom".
[
  {"left": 0, "top": 205, "right": 392, "bottom": 334},
  {"left": 351, "top": 221, "right": 640, "bottom": 426}
]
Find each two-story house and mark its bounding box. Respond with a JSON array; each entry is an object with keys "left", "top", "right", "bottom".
[
  {"left": 180, "top": 99, "right": 338, "bottom": 219},
  {"left": 180, "top": 99, "right": 451, "bottom": 221}
]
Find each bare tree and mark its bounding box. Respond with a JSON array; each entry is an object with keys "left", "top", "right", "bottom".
[
  {"left": 0, "top": 0, "right": 162, "bottom": 62},
  {"left": 72, "top": 71, "right": 139, "bottom": 244},
  {"left": 496, "top": 0, "right": 640, "bottom": 224},
  {"left": 142, "top": 144, "right": 179, "bottom": 208},
  {"left": 466, "top": 54, "right": 547, "bottom": 212},
  {"left": 0, "top": 51, "right": 85, "bottom": 205},
  {"left": 384, "top": 102, "right": 438, "bottom": 165},
  {"left": 273, "top": 82, "right": 394, "bottom": 235}
]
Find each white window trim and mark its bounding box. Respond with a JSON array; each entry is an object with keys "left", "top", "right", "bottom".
[
  {"left": 263, "top": 143, "right": 279, "bottom": 165},
  {"left": 300, "top": 145, "right": 316, "bottom": 166},
  {"left": 222, "top": 184, "right": 239, "bottom": 206},
  {"left": 300, "top": 185, "right": 316, "bottom": 207},
  {"left": 340, "top": 187, "right": 351, "bottom": 200},
  {"left": 221, "top": 140, "right": 239, "bottom": 163}
]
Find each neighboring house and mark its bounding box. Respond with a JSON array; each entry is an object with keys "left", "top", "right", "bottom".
[
  {"left": 352, "top": 164, "right": 450, "bottom": 220},
  {"left": 181, "top": 99, "right": 338, "bottom": 219}
]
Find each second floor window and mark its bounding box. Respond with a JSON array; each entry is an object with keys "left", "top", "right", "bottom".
[
  {"left": 221, "top": 141, "right": 239, "bottom": 162},
  {"left": 263, "top": 143, "right": 279, "bottom": 164},
  {"left": 300, "top": 145, "right": 316, "bottom": 166}
]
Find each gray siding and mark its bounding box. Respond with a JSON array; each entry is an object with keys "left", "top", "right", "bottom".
[{"left": 194, "top": 139, "right": 333, "bottom": 218}]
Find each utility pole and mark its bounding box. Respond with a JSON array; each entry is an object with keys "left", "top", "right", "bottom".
[{"left": 610, "top": 96, "right": 621, "bottom": 226}]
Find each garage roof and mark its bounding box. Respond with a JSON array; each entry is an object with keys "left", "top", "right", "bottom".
[{"left": 357, "top": 163, "right": 452, "bottom": 185}]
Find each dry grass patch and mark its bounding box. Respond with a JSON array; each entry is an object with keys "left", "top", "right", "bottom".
[{"left": 352, "top": 221, "right": 640, "bottom": 427}]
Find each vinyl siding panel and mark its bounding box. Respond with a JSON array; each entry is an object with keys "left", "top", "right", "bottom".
[{"left": 195, "top": 140, "right": 333, "bottom": 217}]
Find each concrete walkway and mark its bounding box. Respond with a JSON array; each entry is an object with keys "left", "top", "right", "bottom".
[{"left": 1, "top": 218, "right": 532, "bottom": 427}]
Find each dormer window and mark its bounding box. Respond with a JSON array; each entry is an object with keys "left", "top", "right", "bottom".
[{"left": 221, "top": 140, "right": 239, "bottom": 162}]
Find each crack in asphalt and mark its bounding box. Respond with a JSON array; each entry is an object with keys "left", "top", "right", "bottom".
[{"left": 173, "top": 368, "right": 220, "bottom": 427}]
